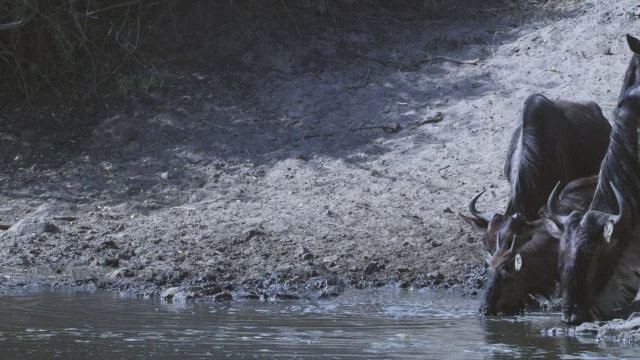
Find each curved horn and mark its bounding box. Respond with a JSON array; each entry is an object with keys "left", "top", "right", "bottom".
[
  {"left": 609, "top": 182, "right": 629, "bottom": 225},
  {"left": 469, "top": 190, "right": 497, "bottom": 223},
  {"left": 509, "top": 235, "right": 517, "bottom": 252},
  {"left": 546, "top": 181, "right": 570, "bottom": 225},
  {"left": 496, "top": 234, "right": 501, "bottom": 253}
]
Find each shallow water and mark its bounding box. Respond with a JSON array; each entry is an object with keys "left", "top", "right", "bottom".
[{"left": 0, "top": 288, "right": 638, "bottom": 359}]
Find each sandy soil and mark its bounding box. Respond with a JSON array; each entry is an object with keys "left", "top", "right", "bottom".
[{"left": 0, "top": 1, "right": 638, "bottom": 302}]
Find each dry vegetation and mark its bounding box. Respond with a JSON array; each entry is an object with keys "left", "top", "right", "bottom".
[{"left": 0, "top": 0, "right": 572, "bottom": 103}]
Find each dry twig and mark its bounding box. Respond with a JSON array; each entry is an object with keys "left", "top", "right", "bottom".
[
  {"left": 409, "top": 112, "right": 445, "bottom": 130},
  {"left": 303, "top": 123, "right": 401, "bottom": 139},
  {"left": 347, "top": 48, "right": 480, "bottom": 71}
]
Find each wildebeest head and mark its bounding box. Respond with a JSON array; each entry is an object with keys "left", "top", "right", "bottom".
[
  {"left": 480, "top": 229, "right": 558, "bottom": 316},
  {"left": 460, "top": 190, "right": 539, "bottom": 254},
  {"left": 619, "top": 34, "right": 640, "bottom": 102},
  {"left": 545, "top": 182, "right": 632, "bottom": 325},
  {"left": 478, "top": 177, "right": 599, "bottom": 316}
]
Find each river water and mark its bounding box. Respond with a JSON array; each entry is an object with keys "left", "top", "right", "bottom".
[{"left": 0, "top": 288, "right": 637, "bottom": 359}]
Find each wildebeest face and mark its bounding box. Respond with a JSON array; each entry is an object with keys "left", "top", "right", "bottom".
[
  {"left": 546, "top": 183, "right": 629, "bottom": 325},
  {"left": 480, "top": 236, "right": 528, "bottom": 316},
  {"left": 557, "top": 212, "right": 620, "bottom": 324},
  {"left": 460, "top": 190, "right": 539, "bottom": 253}
]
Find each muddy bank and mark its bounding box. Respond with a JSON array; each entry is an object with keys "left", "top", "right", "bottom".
[{"left": 0, "top": 1, "right": 639, "bottom": 305}]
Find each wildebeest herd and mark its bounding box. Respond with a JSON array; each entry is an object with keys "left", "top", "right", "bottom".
[{"left": 461, "top": 34, "right": 640, "bottom": 325}]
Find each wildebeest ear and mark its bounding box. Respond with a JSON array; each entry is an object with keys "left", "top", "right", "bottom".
[
  {"left": 604, "top": 219, "right": 615, "bottom": 243},
  {"left": 542, "top": 216, "right": 563, "bottom": 239},
  {"left": 514, "top": 253, "right": 522, "bottom": 271},
  {"left": 627, "top": 34, "right": 640, "bottom": 56},
  {"left": 459, "top": 213, "right": 488, "bottom": 231}
]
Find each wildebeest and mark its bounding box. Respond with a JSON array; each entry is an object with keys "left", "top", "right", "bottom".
[
  {"left": 461, "top": 94, "right": 611, "bottom": 254},
  {"left": 480, "top": 176, "right": 597, "bottom": 316},
  {"left": 543, "top": 55, "right": 640, "bottom": 325}
]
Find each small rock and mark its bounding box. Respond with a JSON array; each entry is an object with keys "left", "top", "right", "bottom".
[
  {"left": 161, "top": 287, "right": 181, "bottom": 299},
  {"left": 160, "top": 172, "right": 169, "bottom": 180},
  {"left": 107, "top": 269, "right": 122, "bottom": 279},
  {"left": 363, "top": 262, "right": 380, "bottom": 276},
  {"left": 574, "top": 321, "right": 601, "bottom": 335},
  {"left": 322, "top": 255, "right": 339, "bottom": 265},
  {"left": 242, "top": 228, "right": 264, "bottom": 241},
  {"left": 598, "top": 317, "right": 640, "bottom": 338},
  {"left": 465, "top": 235, "right": 476, "bottom": 244},
  {"left": 629, "top": 312, "right": 640, "bottom": 320},
  {"left": 275, "top": 293, "right": 301, "bottom": 300},
  {"left": 213, "top": 293, "right": 233, "bottom": 301},
  {"left": 430, "top": 240, "right": 443, "bottom": 247},
  {"left": 443, "top": 207, "right": 453, "bottom": 213},
  {"left": 427, "top": 271, "right": 445, "bottom": 280},
  {"left": 295, "top": 245, "right": 309, "bottom": 257},
  {"left": 542, "top": 327, "right": 567, "bottom": 336},
  {"left": 8, "top": 218, "right": 59, "bottom": 235},
  {"left": 325, "top": 210, "right": 337, "bottom": 218}
]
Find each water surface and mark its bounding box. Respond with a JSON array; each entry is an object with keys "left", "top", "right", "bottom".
[{"left": 0, "top": 288, "right": 637, "bottom": 359}]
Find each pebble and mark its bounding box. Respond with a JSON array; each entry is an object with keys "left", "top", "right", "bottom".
[
  {"left": 161, "top": 287, "right": 181, "bottom": 299},
  {"left": 322, "top": 255, "right": 339, "bottom": 264},
  {"left": 213, "top": 293, "right": 233, "bottom": 301}
]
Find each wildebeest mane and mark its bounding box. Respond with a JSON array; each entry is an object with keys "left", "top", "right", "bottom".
[
  {"left": 589, "top": 106, "right": 640, "bottom": 217},
  {"left": 618, "top": 55, "right": 639, "bottom": 103}
]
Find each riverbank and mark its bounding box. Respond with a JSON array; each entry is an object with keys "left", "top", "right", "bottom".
[{"left": 0, "top": 1, "right": 637, "bottom": 305}]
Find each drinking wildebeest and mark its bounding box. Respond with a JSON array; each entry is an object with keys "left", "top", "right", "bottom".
[
  {"left": 542, "top": 34, "right": 640, "bottom": 325},
  {"left": 461, "top": 94, "right": 611, "bottom": 254},
  {"left": 480, "top": 176, "right": 597, "bottom": 316},
  {"left": 479, "top": 34, "right": 640, "bottom": 318}
]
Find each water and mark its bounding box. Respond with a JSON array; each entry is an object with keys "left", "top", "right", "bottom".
[{"left": 0, "top": 288, "right": 638, "bottom": 359}]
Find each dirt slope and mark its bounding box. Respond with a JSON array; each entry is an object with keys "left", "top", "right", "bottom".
[{"left": 0, "top": 1, "right": 638, "bottom": 301}]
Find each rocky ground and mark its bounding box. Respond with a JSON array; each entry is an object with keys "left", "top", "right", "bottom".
[{"left": 0, "top": 0, "right": 639, "bottom": 321}]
